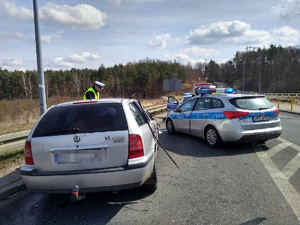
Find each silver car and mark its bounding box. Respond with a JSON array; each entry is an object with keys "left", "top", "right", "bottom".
[
  {"left": 165, "top": 93, "right": 282, "bottom": 147},
  {"left": 21, "top": 98, "right": 158, "bottom": 193}
]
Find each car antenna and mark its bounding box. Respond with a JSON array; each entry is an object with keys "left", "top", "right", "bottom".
[{"left": 130, "top": 93, "right": 180, "bottom": 170}]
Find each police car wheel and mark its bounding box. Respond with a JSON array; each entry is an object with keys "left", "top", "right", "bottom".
[
  {"left": 166, "top": 119, "right": 175, "bottom": 134},
  {"left": 205, "top": 126, "right": 221, "bottom": 147}
]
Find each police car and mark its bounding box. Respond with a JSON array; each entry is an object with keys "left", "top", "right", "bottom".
[
  {"left": 167, "top": 92, "right": 193, "bottom": 112},
  {"left": 165, "top": 88, "right": 282, "bottom": 147}
]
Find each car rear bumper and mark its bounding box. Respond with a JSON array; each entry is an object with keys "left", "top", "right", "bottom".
[
  {"left": 20, "top": 156, "right": 154, "bottom": 194},
  {"left": 220, "top": 126, "right": 282, "bottom": 143},
  {"left": 237, "top": 130, "right": 282, "bottom": 142}
]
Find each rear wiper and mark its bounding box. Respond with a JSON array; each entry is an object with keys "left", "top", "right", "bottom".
[
  {"left": 258, "top": 107, "right": 271, "bottom": 110},
  {"left": 43, "top": 128, "right": 80, "bottom": 136}
]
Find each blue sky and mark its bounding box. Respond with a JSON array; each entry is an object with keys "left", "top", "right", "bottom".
[{"left": 0, "top": 0, "right": 299, "bottom": 71}]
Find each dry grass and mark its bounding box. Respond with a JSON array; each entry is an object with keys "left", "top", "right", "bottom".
[
  {"left": 0, "top": 148, "right": 24, "bottom": 178},
  {"left": 0, "top": 96, "right": 168, "bottom": 135}
]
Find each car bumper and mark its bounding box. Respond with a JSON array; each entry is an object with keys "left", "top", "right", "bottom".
[
  {"left": 220, "top": 126, "right": 282, "bottom": 143},
  {"left": 20, "top": 156, "right": 154, "bottom": 194}
]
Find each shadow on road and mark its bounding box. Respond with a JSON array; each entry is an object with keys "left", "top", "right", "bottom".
[
  {"left": 158, "top": 130, "right": 261, "bottom": 158},
  {"left": 40, "top": 188, "right": 154, "bottom": 224}
]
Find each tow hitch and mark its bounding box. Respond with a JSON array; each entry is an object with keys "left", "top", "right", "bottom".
[{"left": 70, "top": 185, "right": 86, "bottom": 203}]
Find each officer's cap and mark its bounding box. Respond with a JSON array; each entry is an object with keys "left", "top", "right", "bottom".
[{"left": 95, "top": 81, "right": 105, "bottom": 89}]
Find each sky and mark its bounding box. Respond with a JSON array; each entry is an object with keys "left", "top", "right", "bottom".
[{"left": 0, "top": 0, "right": 300, "bottom": 71}]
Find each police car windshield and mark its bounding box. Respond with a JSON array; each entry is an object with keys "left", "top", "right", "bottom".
[{"left": 229, "top": 97, "right": 273, "bottom": 110}]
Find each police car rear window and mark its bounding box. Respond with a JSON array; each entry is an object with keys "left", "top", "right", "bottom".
[
  {"left": 32, "top": 103, "right": 128, "bottom": 137},
  {"left": 229, "top": 97, "right": 273, "bottom": 110}
]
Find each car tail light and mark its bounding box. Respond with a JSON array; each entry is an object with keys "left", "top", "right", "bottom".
[
  {"left": 273, "top": 109, "right": 280, "bottom": 114},
  {"left": 223, "top": 111, "right": 249, "bottom": 119},
  {"left": 129, "top": 134, "right": 144, "bottom": 159},
  {"left": 24, "top": 141, "right": 34, "bottom": 165}
]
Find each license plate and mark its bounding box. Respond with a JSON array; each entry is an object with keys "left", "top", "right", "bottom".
[
  {"left": 54, "top": 150, "right": 104, "bottom": 164},
  {"left": 253, "top": 116, "right": 272, "bottom": 122}
]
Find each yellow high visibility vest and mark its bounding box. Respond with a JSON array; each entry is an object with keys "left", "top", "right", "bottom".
[{"left": 83, "top": 87, "right": 99, "bottom": 100}]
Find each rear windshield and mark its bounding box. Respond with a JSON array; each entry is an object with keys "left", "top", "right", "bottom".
[
  {"left": 229, "top": 96, "right": 273, "bottom": 110},
  {"left": 32, "top": 103, "right": 128, "bottom": 137}
]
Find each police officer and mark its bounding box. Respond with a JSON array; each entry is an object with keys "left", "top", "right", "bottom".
[
  {"left": 83, "top": 81, "right": 105, "bottom": 100},
  {"left": 192, "top": 87, "right": 200, "bottom": 97}
]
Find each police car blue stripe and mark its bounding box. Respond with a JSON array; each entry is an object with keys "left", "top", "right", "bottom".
[{"left": 170, "top": 112, "right": 227, "bottom": 120}]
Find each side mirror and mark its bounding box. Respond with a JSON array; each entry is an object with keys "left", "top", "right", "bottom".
[{"left": 174, "top": 108, "right": 182, "bottom": 113}]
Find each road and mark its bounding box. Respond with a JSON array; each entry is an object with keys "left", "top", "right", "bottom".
[{"left": 0, "top": 112, "right": 299, "bottom": 225}]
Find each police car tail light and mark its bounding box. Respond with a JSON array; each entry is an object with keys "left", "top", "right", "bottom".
[
  {"left": 273, "top": 109, "right": 280, "bottom": 114},
  {"left": 223, "top": 111, "right": 249, "bottom": 119},
  {"left": 129, "top": 134, "right": 144, "bottom": 159},
  {"left": 24, "top": 141, "right": 34, "bottom": 165}
]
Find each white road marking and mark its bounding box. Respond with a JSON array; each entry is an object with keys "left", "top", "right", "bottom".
[
  {"left": 278, "top": 137, "right": 300, "bottom": 152},
  {"left": 266, "top": 142, "right": 293, "bottom": 158},
  {"left": 253, "top": 138, "right": 300, "bottom": 222}
]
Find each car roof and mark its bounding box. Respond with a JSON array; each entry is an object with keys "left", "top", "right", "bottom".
[{"left": 193, "top": 93, "right": 265, "bottom": 99}]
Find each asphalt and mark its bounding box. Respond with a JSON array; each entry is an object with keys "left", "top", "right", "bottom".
[{"left": 0, "top": 103, "right": 299, "bottom": 200}]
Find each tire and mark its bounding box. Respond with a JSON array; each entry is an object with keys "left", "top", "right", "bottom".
[
  {"left": 143, "top": 165, "right": 158, "bottom": 193},
  {"left": 166, "top": 119, "right": 175, "bottom": 134},
  {"left": 205, "top": 126, "right": 221, "bottom": 148}
]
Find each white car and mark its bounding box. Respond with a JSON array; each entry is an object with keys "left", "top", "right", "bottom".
[
  {"left": 166, "top": 89, "right": 282, "bottom": 147},
  {"left": 21, "top": 98, "right": 158, "bottom": 194}
]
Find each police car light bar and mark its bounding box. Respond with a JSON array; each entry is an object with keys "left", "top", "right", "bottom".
[
  {"left": 196, "top": 88, "right": 213, "bottom": 95},
  {"left": 225, "top": 88, "right": 236, "bottom": 93}
]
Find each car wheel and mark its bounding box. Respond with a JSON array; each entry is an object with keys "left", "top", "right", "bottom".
[
  {"left": 143, "top": 165, "right": 157, "bottom": 193},
  {"left": 166, "top": 119, "right": 175, "bottom": 134},
  {"left": 205, "top": 126, "right": 221, "bottom": 147}
]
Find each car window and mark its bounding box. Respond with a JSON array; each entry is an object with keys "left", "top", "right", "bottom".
[
  {"left": 229, "top": 96, "right": 273, "bottom": 110},
  {"left": 177, "top": 98, "right": 197, "bottom": 112},
  {"left": 195, "top": 99, "right": 211, "bottom": 110},
  {"left": 212, "top": 98, "right": 224, "bottom": 109},
  {"left": 32, "top": 103, "right": 128, "bottom": 137},
  {"left": 181, "top": 96, "right": 192, "bottom": 103},
  {"left": 129, "top": 102, "right": 147, "bottom": 126}
]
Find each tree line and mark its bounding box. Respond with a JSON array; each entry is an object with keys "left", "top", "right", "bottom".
[
  {"left": 202, "top": 44, "right": 300, "bottom": 93},
  {"left": 0, "top": 45, "right": 299, "bottom": 101}
]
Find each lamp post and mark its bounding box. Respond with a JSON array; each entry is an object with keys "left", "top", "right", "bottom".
[{"left": 33, "top": 0, "right": 47, "bottom": 115}]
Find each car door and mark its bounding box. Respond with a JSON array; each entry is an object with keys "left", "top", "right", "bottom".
[
  {"left": 189, "top": 98, "right": 211, "bottom": 136},
  {"left": 167, "top": 96, "right": 179, "bottom": 112},
  {"left": 171, "top": 98, "right": 197, "bottom": 133},
  {"left": 190, "top": 98, "right": 226, "bottom": 137}
]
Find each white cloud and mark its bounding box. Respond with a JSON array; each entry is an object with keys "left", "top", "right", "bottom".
[
  {"left": 272, "top": 0, "right": 300, "bottom": 20},
  {"left": 41, "top": 34, "right": 61, "bottom": 43},
  {"left": 181, "top": 47, "right": 220, "bottom": 58},
  {"left": 49, "top": 52, "right": 101, "bottom": 68},
  {"left": 40, "top": 3, "right": 107, "bottom": 30},
  {"left": 0, "top": 32, "right": 60, "bottom": 43},
  {"left": 1, "top": 0, "right": 33, "bottom": 20},
  {"left": 271, "top": 26, "right": 300, "bottom": 43},
  {"left": 187, "top": 20, "right": 271, "bottom": 45},
  {"left": 164, "top": 47, "right": 220, "bottom": 65},
  {"left": 0, "top": 1, "right": 107, "bottom": 30},
  {"left": 108, "top": 0, "right": 161, "bottom": 5},
  {"left": 0, "top": 32, "right": 29, "bottom": 42},
  {"left": 148, "top": 33, "right": 171, "bottom": 49},
  {"left": 1, "top": 57, "right": 23, "bottom": 67}
]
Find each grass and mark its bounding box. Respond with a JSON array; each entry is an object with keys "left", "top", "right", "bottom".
[{"left": 0, "top": 148, "right": 24, "bottom": 178}]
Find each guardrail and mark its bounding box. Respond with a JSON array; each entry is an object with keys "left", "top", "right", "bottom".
[{"left": 0, "top": 104, "right": 167, "bottom": 153}]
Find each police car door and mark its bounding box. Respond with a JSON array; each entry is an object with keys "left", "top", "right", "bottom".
[
  {"left": 190, "top": 98, "right": 211, "bottom": 137},
  {"left": 172, "top": 98, "right": 197, "bottom": 134}
]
